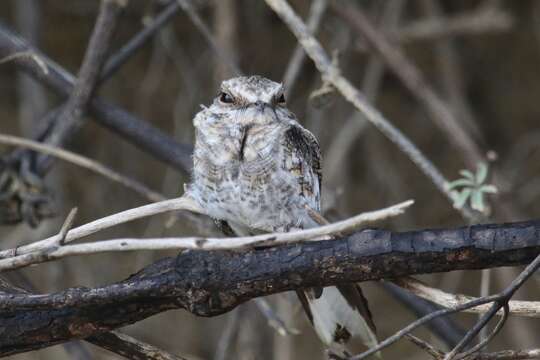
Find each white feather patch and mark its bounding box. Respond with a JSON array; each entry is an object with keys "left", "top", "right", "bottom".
[{"left": 308, "top": 287, "right": 378, "bottom": 350}]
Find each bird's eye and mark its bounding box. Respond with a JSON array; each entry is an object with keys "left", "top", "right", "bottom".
[
  {"left": 277, "top": 93, "right": 286, "bottom": 104},
  {"left": 219, "top": 92, "right": 234, "bottom": 104}
]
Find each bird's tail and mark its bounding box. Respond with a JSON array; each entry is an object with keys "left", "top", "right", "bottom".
[{"left": 297, "top": 284, "right": 378, "bottom": 353}]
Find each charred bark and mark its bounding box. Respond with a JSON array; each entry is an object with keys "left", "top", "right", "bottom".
[{"left": 0, "top": 220, "right": 539, "bottom": 356}]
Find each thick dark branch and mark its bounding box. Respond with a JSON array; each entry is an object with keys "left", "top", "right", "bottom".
[
  {"left": 0, "top": 22, "right": 193, "bottom": 172},
  {"left": 1, "top": 220, "right": 539, "bottom": 357}
]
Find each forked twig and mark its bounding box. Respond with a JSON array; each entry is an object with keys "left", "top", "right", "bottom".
[
  {"left": 392, "top": 277, "right": 540, "bottom": 318},
  {"left": 0, "top": 199, "right": 413, "bottom": 271},
  {"left": 347, "top": 253, "right": 540, "bottom": 360},
  {"left": 264, "top": 0, "right": 476, "bottom": 222}
]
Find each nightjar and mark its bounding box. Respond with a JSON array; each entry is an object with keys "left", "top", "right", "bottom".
[{"left": 187, "top": 75, "right": 377, "bottom": 351}]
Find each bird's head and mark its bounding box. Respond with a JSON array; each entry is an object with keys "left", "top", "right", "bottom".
[{"left": 194, "top": 75, "right": 292, "bottom": 130}]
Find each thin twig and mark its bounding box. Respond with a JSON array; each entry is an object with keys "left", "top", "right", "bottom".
[
  {"left": 347, "top": 253, "right": 540, "bottom": 359},
  {"left": 19, "top": 0, "right": 185, "bottom": 174},
  {"left": 382, "top": 281, "right": 466, "bottom": 348},
  {"left": 43, "top": 0, "right": 125, "bottom": 152},
  {"left": 331, "top": 1, "right": 525, "bottom": 221},
  {"left": 392, "top": 277, "right": 540, "bottom": 318},
  {"left": 0, "top": 208, "right": 80, "bottom": 273},
  {"left": 467, "top": 348, "right": 540, "bottom": 360},
  {"left": 0, "top": 200, "right": 414, "bottom": 271},
  {"left": 213, "top": 0, "right": 238, "bottom": 81},
  {"left": 405, "top": 335, "right": 540, "bottom": 360},
  {"left": 419, "top": 0, "right": 483, "bottom": 141},
  {"left": 264, "top": 0, "right": 476, "bottom": 221},
  {"left": 177, "top": 0, "right": 241, "bottom": 76},
  {"left": 449, "top": 305, "right": 509, "bottom": 360},
  {"left": 100, "top": 0, "right": 182, "bottom": 81},
  {"left": 14, "top": 0, "right": 49, "bottom": 137},
  {"left": 0, "top": 50, "right": 48, "bottom": 74},
  {"left": 348, "top": 8, "right": 514, "bottom": 53},
  {"left": 446, "top": 255, "right": 536, "bottom": 360},
  {"left": 58, "top": 207, "right": 78, "bottom": 245},
  {"left": 282, "top": 0, "right": 327, "bottom": 97},
  {"left": 214, "top": 309, "right": 240, "bottom": 360},
  {"left": 394, "top": 7, "right": 513, "bottom": 43},
  {"left": 254, "top": 297, "right": 299, "bottom": 336},
  {"left": 86, "top": 330, "right": 188, "bottom": 360},
  {"left": 325, "top": 0, "right": 404, "bottom": 186},
  {"left": 405, "top": 334, "right": 444, "bottom": 359},
  {"left": 479, "top": 268, "right": 492, "bottom": 343},
  {"left": 330, "top": 1, "right": 483, "bottom": 169},
  {"left": 0, "top": 134, "right": 165, "bottom": 202}
]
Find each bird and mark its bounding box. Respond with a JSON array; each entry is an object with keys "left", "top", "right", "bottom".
[{"left": 187, "top": 75, "right": 377, "bottom": 353}]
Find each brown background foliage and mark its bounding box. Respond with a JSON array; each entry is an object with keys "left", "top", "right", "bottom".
[{"left": 1, "top": 0, "right": 539, "bottom": 359}]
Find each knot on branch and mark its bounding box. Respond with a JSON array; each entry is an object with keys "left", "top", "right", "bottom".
[{"left": 0, "top": 157, "right": 55, "bottom": 226}]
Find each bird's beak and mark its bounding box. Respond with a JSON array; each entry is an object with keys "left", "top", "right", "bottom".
[{"left": 254, "top": 101, "right": 271, "bottom": 112}]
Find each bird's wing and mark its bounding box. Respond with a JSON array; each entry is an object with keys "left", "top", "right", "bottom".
[
  {"left": 282, "top": 124, "right": 322, "bottom": 212},
  {"left": 283, "top": 125, "right": 378, "bottom": 352}
]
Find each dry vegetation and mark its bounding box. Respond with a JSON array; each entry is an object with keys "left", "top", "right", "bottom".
[{"left": 1, "top": 0, "right": 540, "bottom": 359}]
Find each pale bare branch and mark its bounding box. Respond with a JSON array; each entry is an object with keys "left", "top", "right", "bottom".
[
  {"left": 0, "top": 199, "right": 413, "bottom": 271},
  {"left": 393, "top": 277, "right": 540, "bottom": 318}
]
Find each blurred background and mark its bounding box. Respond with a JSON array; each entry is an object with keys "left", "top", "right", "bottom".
[{"left": 1, "top": 0, "right": 540, "bottom": 359}]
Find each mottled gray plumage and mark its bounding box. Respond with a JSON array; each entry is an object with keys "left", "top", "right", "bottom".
[
  {"left": 188, "top": 75, "right": 377, "bottom": 352},
  {"left": 189, "top": 75, "right": 320, "bottom": 234}
]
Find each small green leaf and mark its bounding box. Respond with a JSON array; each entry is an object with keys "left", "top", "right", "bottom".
[
  {"left": 453, "top": 188, "right": 472, "bottom": 209},
  {"left": 470, "top": 190, "right": 485, "bottom": 212},
  {"left": 476, "top": 163, "right": 488, "bottom": 184},
  {"left": 446, "top": 179, "right": 475, "bottom": 190},
  {"left": 459, "top": 169, "right": 475, "bottom": 181},
  {"left": 480, "top": 185, "right": 498, "bottom": 194}
]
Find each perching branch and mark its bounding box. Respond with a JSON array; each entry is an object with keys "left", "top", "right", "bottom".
[
  {"left": 0, "top": 198, "right": 413, "bottom": 270},
  {"left": 0, "top": 219, "right": 539, "bottom": 357}
]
